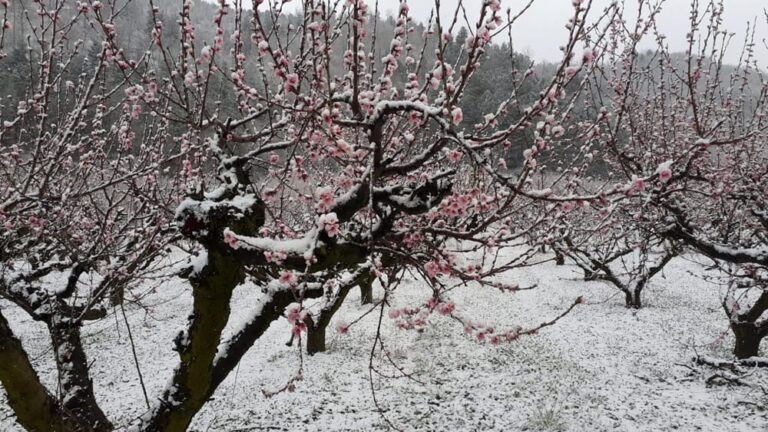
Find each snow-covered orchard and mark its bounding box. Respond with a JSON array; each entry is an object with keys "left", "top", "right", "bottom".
[{"left": 0, "top": 0, "right": 766, "bottom": 430}]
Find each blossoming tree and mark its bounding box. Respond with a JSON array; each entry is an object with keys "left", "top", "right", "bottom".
[
  {"left": 0, "top": 4, "right": 188, "bottom": 432},
  {"left": 581, "top": 0, "right": 768, "bottom": 357},
  {"left": 0, "top": 0, "right": 617, "bottom": 430}
]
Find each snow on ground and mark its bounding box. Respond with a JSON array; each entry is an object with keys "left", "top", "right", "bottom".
[{"left": 1, "top": 253, "right": 767, "bottom": 431}]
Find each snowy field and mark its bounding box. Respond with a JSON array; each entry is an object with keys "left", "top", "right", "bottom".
[{"left": 1, "top": 252, "right": 766, "bottom": 431}]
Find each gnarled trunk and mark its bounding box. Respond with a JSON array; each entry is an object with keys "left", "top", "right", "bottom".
[
  {"left": 624, "top": 289, "right": 642, "bottom": 309},
  {"left": 305, "top": 285, "right": 352, "bottom": 355},
  {"left": 305, "top": 273, "right": 371, "bottom": 355},
  {"left": 359, "top": 273, "right": 374, "bottom": 305},
  {"left": 142, "top": 250, "right": 244, "bottom": 432},
  {"left": 0, "top": 310, "right": 81, "bottom": 432},
  {"left": 728, "top": 291, "right": 768, "bottom": 359},
  {"left": 48, "top": 319, "right": 113, "bottom": 431},
  {"left": 306, "top": 324, "right": 327, "bottom": 355},
  {"left": 731, "top": 322, "right": 763, "bottom": 359}
]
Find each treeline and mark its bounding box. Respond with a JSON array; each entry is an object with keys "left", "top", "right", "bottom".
[{"left": 0, "top": 0, "right": 760, "bottom": 172}]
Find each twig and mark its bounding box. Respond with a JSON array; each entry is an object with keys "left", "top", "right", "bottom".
[{"left": 120, "top": 302, "right": 151, "bottom": 410}]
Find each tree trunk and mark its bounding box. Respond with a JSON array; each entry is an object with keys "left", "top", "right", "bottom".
[
  {"left": 732, "top": 322, "right": 762, "bottom": 359},
  {"left": 143, "top": 250, "right": 243, "bottom": 432},
  {"left": 209, "top": 289, "right": 321, "bottom": 389},
  {"left": 555, "top": 252, "right": 565, "bottom": 266},
  {"left": 359, "top": 273, "right": 374, "bottom": 305},
  {"left": 48, "top": 320, "right": 113, "bottom": 431},
  {"left": 624, "top": 290, "right": 642, "bottom": 309},
  {"left": 304, "top": 278, "right": 359, "bottom": 355},
  {"left": 306, "top": 324, "right": 326, "bottom": 355},
  {"left": 109, "top": 285, "right": 124, "bottom": 306},
  {"left": 0, "top": 310, "right": 81, "bottom": 432}
]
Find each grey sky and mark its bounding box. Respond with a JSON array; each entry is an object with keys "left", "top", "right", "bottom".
[
  {"left": 407, "top": 1, "right": 766, "bottom": 63},
  {"left": 281, "top": 0, "right": 767, "bottom": 64}
]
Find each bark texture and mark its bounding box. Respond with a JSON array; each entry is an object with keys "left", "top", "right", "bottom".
[{"left": 0, "top": 311, "right": 81, "bottom": 432}]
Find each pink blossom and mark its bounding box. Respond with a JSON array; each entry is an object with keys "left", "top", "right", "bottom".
[
  {"left": 257, "top": 40, "right": 269, "bottom": 54},
  {"left": 447, "top": 149, "right": 462, "bottom": 162},
  {"left": 317, "top": 212, "right": 339, "bottom": 237},
  {"left": 184, "top": 71, "right": 195, "bottom": 87},
  {"left": 316, "top": 187, "right": 335, "bottom": 212},
  {"left": 28, "top": 216, "right": 43, "bottom": 230},
  {"left": 200, "top": 46, "right": 211, "bottom": 62},
  {"left": 291, "top": 323, "right": 306, "bottom": 337},
  {"left": 436, "top": 302, "right": 455, "bottom": 316},
  {"left": 223, "top": 230, "right": 239, "bottom": 249},
  {"left": 486, "top": 0, "right": 501, "bottom": 12},
  {"left": 335, "top": 139, "right": 353, "bottom": 155},
  {"left": 284, "top": 73, "right": 299, "bottom": 93},
  {"left": 279, "top": 270, "right": 298, "bottom": 286},
  {"left": 632, "top": 176, "right": 645, "bottom": 192},
  {"left": 546, "top": 88, "right": 558, "bottom": 102},
  {"left": 426, "top": 297, "right": 439, "bottom": 309},
  {"left": 582, "top": 49, "right": 597, "bottom": 65},
  {"left": 285, "top": 303, "right": 307, "bottom": 324},
  {"left": 626, "top": 175, "right": 645, "bottom": 196},
  {"left": 425, "top": 261, "right": 441, "bottom": 279},
  {"left": 309, "top": 131, "right": 323, "bottom": 144},
  {"left": 335, "top": 321, "right": 349, "bottom": 334},
  {"left": 321, "top": 109, "right": 333, "bottom": 125},
  {"left": 451, "top": 107, "right": 463, "bottom": 125},
  {"left": 656, "top": 161, "right": 673, "bottom": 183}
]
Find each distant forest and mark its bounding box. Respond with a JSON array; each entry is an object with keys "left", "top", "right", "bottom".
[{"left": 0, "top": 0, "right": 761, "bottom": 171}]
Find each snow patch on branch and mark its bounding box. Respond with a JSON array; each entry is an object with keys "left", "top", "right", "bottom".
[
  {"left": 175, "top": 193, "right": 258, "bottom": 222},
  {"left": 214, "top": 292, "right": 272, "bottom": 364},
  {"left": 231, "top": 229, "right": 320, "bottom": 255}
]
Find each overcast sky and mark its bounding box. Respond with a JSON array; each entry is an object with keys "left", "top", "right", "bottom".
[{"left": 280, "top": 0, "right": 767, "bottom": 64}]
